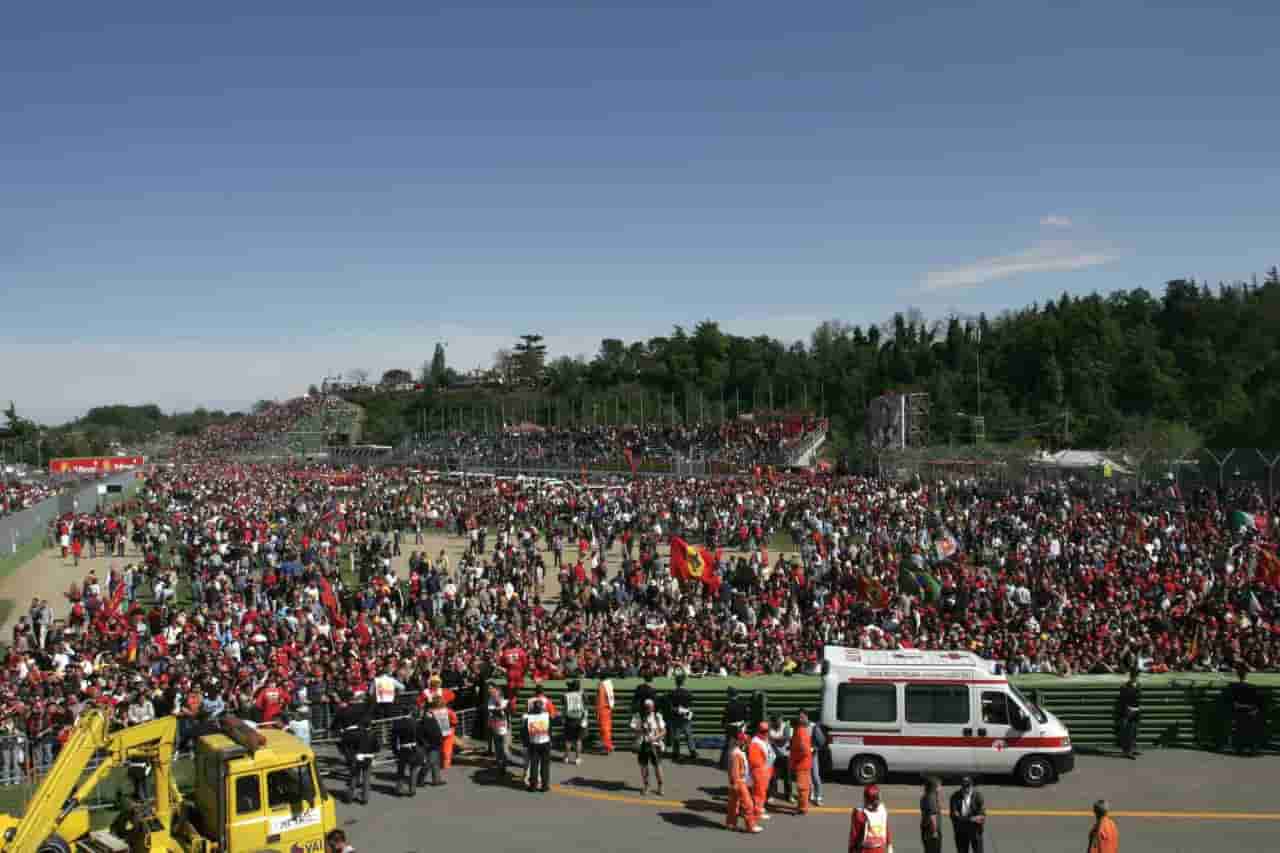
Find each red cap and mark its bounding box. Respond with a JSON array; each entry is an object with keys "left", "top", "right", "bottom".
[{"left": 864, "top": 784, "right": 881, "bottom": 803}]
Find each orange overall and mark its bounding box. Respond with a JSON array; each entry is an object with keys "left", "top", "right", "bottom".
[
  {"left": 725, "top": 747, "right": 758, "bottom": 832},
  {"left": 789, "top": 725, "right": 813, "bottom": 815},
  {"left": 430, "top": 706, "right": 459, "bottom": 769},
  {"left": 596, "top": 681, "right": 614, "bottom": 753},
  {"left": 747, "top": 735, "right": 773, "bottom": 818}
]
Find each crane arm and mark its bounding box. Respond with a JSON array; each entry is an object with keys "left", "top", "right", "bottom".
[{"left": 0, "top": 711, "right": 178, "bottom": 853}]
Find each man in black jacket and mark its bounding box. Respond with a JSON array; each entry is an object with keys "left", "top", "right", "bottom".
[
  {"left": 719, "top": 687, "right": 749, "bottom": 770},
  {"left": 1225, "top": 664, "right": 1266, "bottom": 754},
  {"left": 416, "top": 705, "right": 445, "bottom": 787},
  {"left": 342, "top": 703, "right": 379, "bottom": 805},
  {"left": 392, "top": 714, "right": 422, "bottom": 797},
  {"left": 667, "top": 674, "right": 697, "bottom": 762},
  {"left": 1114, "top": 670, "right": 1142, "bottom": 760},
  {"left": 949, "top": 776, "right": 986, "bottom": 853}
]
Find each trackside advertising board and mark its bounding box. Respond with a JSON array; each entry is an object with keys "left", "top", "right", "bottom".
[{"left": 48, "top": 455, "right": 146, "bottom": 475}]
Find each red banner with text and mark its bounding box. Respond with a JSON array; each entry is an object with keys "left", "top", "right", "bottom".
[{"left": 48, "top": 455, "right": 146, "bottom": 475}]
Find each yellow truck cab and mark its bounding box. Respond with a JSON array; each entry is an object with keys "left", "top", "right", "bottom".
[
  {"left": 0, "top": 713, "right": 338, "bottom": 853},
  {"left": 191, "top": 723, "right": 337, "bottom": 853}
]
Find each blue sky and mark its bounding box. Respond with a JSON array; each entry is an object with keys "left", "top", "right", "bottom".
[{"left": 4, "top": 1, "right": 1278, "bottom": 422}]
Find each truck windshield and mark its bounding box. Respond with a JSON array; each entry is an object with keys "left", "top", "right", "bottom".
[{"left": 1009, "top": 685, "right": 1048, "bottom": 724}]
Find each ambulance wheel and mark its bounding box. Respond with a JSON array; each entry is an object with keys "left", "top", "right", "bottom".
[
  {"left": 1017, "top": 755, "right": 1055, "bottom": 787},
  {"left": 38, "top": 836, "right": 72, "bottom": 853},
  {"left": 849, "top": 754, "right": 886, "bottom": 785}
]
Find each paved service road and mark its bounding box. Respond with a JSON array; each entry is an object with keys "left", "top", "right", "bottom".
[{"left": 324, "top": 746, "right": 1277, "bottom": 853}]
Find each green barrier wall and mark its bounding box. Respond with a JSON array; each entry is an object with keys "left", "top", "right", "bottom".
[{"left": 513, "top": 681, "right": 1278, "bottom": 755}]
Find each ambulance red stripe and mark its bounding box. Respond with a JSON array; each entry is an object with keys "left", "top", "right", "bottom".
[{"left": 829, "top": 733, "right": 1069, "bottom": 748}]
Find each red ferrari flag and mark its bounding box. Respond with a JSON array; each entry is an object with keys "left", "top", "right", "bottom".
[{"left": 669, "top": 536, "right": 714, "bottom": 584}]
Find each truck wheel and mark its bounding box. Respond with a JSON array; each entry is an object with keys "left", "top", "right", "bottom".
[
  {"left": 38, "top": 836, "right": 72, "bottom": 853},
  {"left": 849, "top": 754, "right": 885, "bottom": 785},
  {"left": 1017, "top": 755, "right": 1055, "bottom": 787}
]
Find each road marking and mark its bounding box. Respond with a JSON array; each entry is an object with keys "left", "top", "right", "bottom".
[{"left": 551, "top": 786, "right": 1280, "bottom": 821}]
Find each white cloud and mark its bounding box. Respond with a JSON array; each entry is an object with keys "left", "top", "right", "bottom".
[
  {"left": 921, "top": 240, "right": 1117, "bottom": 292},
  {"left": 1040, "top": 214, "right": 1074, "bottom": 228}
]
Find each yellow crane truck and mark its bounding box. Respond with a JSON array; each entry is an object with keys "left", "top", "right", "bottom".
[{"left": 0, "top": 710, "right": 339, "bottom": 853}]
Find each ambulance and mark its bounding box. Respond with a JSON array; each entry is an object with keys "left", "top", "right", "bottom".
[{"left": 820, "top": 647, "right": 1074, "bottom": 787}]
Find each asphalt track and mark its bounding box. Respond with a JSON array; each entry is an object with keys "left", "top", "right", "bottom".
[{"left": 323, "top": 745, "right": 1277, "bottom": 853}]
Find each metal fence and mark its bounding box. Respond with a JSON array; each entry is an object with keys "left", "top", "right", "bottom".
[{"left": 0, "top": 471, "right": 140, "bottom": 563}]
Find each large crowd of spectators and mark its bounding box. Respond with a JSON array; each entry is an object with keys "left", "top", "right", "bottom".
[
  {"left": 172, "top": 396, "right": 340, "bottom": 458},
  {"left": 2, "top": 450, "right": 1277, "bottom": 775},
  {"left": 407, "top": 417, "right": 828, "bottom": 470},
  {"left": 0, "top": 480, "right": 59, "bottom": 518}
]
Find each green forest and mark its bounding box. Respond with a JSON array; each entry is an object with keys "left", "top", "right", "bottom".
[
  {"left": 358, "top": 273, "right": 1280, "bottom": 452},
  {"left": 6, "top": 271, "right": 1280, "bottom": 466}
]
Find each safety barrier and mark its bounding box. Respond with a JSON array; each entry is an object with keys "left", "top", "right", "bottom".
[{"left": 510, "top": 681, "right": 1278, "bottom": 754}]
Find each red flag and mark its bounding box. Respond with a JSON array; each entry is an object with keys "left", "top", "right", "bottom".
[
  {"left": 106, "top": 580, "right": 125, "bottom": 615},
  {"left": 670, "top": 536, "right": 714, "bottom": 584},
  {"left": 319, "top": 576, "right": 339, "bottom": 619},
  {"left": 1257, "top": 547, "right": 1280, "bottom": 587},
  {"left": 624, "top": 447, "right": 637, "bottom": 475}
]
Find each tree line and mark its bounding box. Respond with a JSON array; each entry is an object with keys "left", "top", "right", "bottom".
[{"left": 7, "top": 270, "right": 1279, "bottom": 463}]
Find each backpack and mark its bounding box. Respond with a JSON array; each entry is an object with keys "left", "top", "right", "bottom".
[{"left": 565, "top": 691, "right": 585, "bottom": 721}]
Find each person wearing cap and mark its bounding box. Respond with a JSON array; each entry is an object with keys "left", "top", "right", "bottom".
[
  {"left": 1087, "top": 799, "right": 1118, "bottom": 853},
  {"left": 747, "top": 722, "right": 774, "bottom": 821},
  {"left": 630, "top": 697, "right": 666, "bottom": 796},
  {"left": 425, "top": 677, "right": 460, "bottom": 768},
  {"left": 725, "top": 731, "right": 761, "bottom": 833},
  {"left": 949, "top": 776, "right": 985, "bottom": 853},
  {"left": 849, "top": 784, "right": 893, "bottom": 853}
]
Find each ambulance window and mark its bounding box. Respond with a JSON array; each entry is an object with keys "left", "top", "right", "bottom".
[
  {"left": 234, "top": 776, "right": 261, "bottom": 814},
  {"left": 905, "top": 685, "right": 970, "bottom": 725},
  {"left": 836, "top": 683, "right": 897, "bottom": 723},
  {"left": 981, "top": 692, "right": 1010, "bottom": 725}
]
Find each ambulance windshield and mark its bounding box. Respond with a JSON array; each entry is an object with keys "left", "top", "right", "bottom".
[{"left": 1009, "top": 684, "right": 1048, "bottom": 724}]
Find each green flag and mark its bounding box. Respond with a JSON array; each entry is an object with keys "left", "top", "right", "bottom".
[
  {"left": 1230, "top": 510, "right": 1256, "bottom": 531},
  {"left": 922, "top": 572, "right": 942, "bottom": 603},
  {"left": 898, "top": 561, "right": 922, "bottom": 596}
]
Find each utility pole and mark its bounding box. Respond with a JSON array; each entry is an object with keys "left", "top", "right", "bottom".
[{"left": 976, "top": 324, "right": 983, "bottom": 420}]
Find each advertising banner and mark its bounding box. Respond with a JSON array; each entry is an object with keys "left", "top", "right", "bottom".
[{"left": 48, "top": 455, "right": 146, "bottom": 475}]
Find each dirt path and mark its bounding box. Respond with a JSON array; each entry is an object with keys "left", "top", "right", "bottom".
[{"left": 0, "top": 543, "right": 133, "bottom": 644}]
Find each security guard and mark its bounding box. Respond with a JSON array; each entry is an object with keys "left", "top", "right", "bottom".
[
  {"left": 342, "top": 701, "right": 380, "bottom": 805},
  {"left": 668, "top": 673, "right": 697, "bottom": 763},
  {"left": 392, "top": 712, "right": 422, "bottom": 796},
  {"left": 1114, "top": 670, "right": 1142, "bottom": 760}
]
